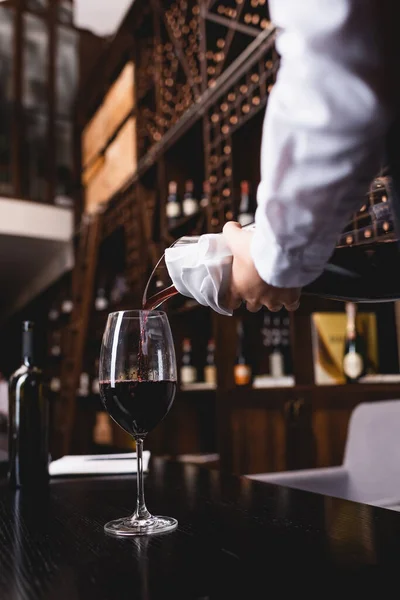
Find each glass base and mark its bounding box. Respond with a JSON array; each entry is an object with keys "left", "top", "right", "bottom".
[{"left": 104, "top": 515, "right": 178, "bottom": 537}]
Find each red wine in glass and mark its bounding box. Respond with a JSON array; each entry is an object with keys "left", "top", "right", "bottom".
[{"left": 99, "top": 380, "right": 176, "bottom": 436}]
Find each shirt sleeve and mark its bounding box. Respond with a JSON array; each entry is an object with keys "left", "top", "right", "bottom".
[{"left": 251, "top": 0, "right": 390, "bottom": 288}]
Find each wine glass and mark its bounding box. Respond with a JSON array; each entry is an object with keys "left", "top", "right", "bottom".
[{"left": 99, "top": 310, "right": 177, "bottom": 536}]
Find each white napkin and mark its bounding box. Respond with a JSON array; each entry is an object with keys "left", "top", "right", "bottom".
[
  {"left": 49, "top": 451, "right": 150, "bottom": 477},
  {"left": 165, "top": 234, "right": 233, "bottom": 316}
]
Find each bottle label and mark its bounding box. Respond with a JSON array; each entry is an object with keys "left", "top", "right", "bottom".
[
  {"left": 78, "top": 373, "right": 90, "bottom": 396},
  {"left": 181, "top": 365, "right": 197, "bottom": 384},
  {"left": 92, "top": 378, "right": 100, "bottom": 395},
  {"left": 50, "top": 378, "right": 61, "bottom": 392},
  {"left": 167, "top": 201, "right": 181, "bottom": 218},
  {"left": 343, "top": 352, "right": 363, "bottom": 379},
  {"left": 183, "top": 198, "right": 198, "bottom": 216},
  {"left": 95, "top": 297, "right": 108, "bottom": 311},
  {"left": 94, "top": 413, "right": 113, "bottom": 445},
  {"left": 61, "top": 300, "right": 73, "bottom": 314},
  {"left": 204, "top": 365, "right": 217, "bottom": 385},
  {"left": 234, "top": 364, "right": 252, "bottom": 385},
  {"left": 269, "top": 351, "right": 284, "bottom": 378}
]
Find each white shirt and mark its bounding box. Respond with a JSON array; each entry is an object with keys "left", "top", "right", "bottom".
[{"left": 251, "top": 0, "right": 393, "bottom": 288}]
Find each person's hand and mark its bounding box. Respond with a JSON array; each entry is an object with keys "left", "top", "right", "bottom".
[{"left": 223, "top": 222, "right": 301, "bottom": 312}]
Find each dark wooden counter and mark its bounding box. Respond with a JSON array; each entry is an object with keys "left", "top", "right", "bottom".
[{"left": 0, "top": 458, "right": 399, "bottom": 599}]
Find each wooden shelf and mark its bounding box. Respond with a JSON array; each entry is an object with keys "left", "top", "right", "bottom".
[{"left": 180, "top": 382, "right": 217, "bottom": 392}]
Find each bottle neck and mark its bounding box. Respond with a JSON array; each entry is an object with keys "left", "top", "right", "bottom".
[
  {"left": 22, "top": 329, "right": 35, "bottom": 368},
  {"left": 240, "top": 193, "right": 250, "bottom": 212},
  {"left": 346, "top": 303, "right": 357, "bottom": 339},
  {"left": 236, "top": 338, "right": 247, "bottom": 363}
]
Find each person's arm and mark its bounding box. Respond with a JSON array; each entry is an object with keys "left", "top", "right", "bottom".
[
  {"left": 252, "top": 0, "right": 389, "bottom": 288},
  {"left": 224, "top": 0, "right": 391, "bottom": 311}
]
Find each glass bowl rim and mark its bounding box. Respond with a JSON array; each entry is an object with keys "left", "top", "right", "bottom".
[{"left": 107, "top": 310, "right": 167, "bottom": 319}]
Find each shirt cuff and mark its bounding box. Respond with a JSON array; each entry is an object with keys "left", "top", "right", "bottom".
[{"left": 250, "top": 227, "right": 335, "bottom": 288}]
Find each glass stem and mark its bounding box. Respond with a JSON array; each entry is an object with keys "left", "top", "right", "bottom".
[{"left": 133, "top": 437, "right": 151, "bottom": 521}]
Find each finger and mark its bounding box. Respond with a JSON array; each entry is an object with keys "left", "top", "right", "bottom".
[
  {"left": 282, "top": 288, "right": 301, "bottom": 305},
  {"left": 246, "top": 302, "right": 262, "bottom": 312},
  {"left": 246, "top": 298, "right": 262, "bottom": 312},
  {"left": 261, "top": 299, "right": 283, "bottom": 312},
  {"left": 285, "top": 300, "right": 300, "bottom": 311},
  {"left": 222, "top": 221, "right": 243, "bottom": 252},
  {"left": 229, "top": 294, "right": 243, "bottom": 311},
  {"left": 268, "top": 304, "right": 283, "bottom": 312},
  {"left": 270, "top": 288, "right": 300, "bottom": 312}
]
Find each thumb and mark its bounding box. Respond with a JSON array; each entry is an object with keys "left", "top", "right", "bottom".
[{"left": 222, "top": 221, "right": 243, "bottom": 253}]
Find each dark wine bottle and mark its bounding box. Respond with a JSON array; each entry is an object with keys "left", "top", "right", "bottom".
[
  {"left": 166, "top": 180, "right": 181, "bottom": 228},
  {"left": 238, "top": 180, "right": 254, "bottom": 227},
  {"left": 180, "top": 338, "right": 197, "bottom": 384},
  {"left": 182, "top": 179, "right": 199, "bottom": 216},
  {"left": 8, "top": 322, "right": 49, "bottom": 488},
  {"left": 48, "top": 302, "right": 60, "bottom": 323},
  {"left": 343, "top": 302, "right": 367, "bottom": 383},
  {"left": 269, "top": 316, "right": 284, "bottom": 378},
  {"left": 95, "top": 285, "right": 109, "bottom": 311},
  {"left": 200, "top": 180, "right": 210, "bottom": 209},
  {"left": 204, "top": 338, "right": 217, "bottom": 385},
  {"left": 61, "top": 296, "right": 73, "bottom": 316},
  {"left": 234, "top": 321, "right": 252, "bottom": 386}
]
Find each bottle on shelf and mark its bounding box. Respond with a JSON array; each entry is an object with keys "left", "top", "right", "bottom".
[
  {"left": 259, "top": 312, "right": 272, "bottom": 376},
  {"left": 50, "top": 376, "right": 61, "bottom": 393},
  {"left": 48, "top": 302, "right": 60, "bottom": 323},
  {"left": 200, "top": 180, "right": 210, "bottom": 209},
  {"left": 237, "top": 180, "right": 254, "bottom": 227},
  {"left": 77, "top": 372, "right": 90, "bottom": 398},
  {"left": 49, "top": 330, "right": 62, "bottom": 358},
  {"left": 182, "top": 179, "right": 199, "bottom": 217},
  {"left": 343, "top": 302, "right": 367, "bottom": 383},
  {"left": 92, "top": 358, "right": 100, "bottom": 395},
  {"left": 269, "top": 316, "right": 285, "bottom": 378},
  {"left": 204, "top": 338, "right": 217, "bottom": 385},
  {"left": 61, "top": 295, "right": 73, "bottom": 316},
  {"left": 234, "top": 321, "right": 252, "bottom": 386},
  {"left": 110, "top": 273, "right": 129, "bottom": 306},
  {"left": 280, "top": 314, "right": 292, "bottom": 375},
  {"left": 8, "top": 322, "right": 49, "bottom": 488},
  {"left": 95, "top": 283, "right": 109, "bottom": 312},
  {"left": 166, "top": 180, "right": 181, "bottom": 228},
  {"left": 93, "top": 412, "right": 113, "bottom": 447},
  {"left": 180, "top": 338, "right": 197, "bottom": 385}
]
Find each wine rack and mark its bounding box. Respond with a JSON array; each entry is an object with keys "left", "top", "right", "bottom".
[
  {"left": 205, "top": 46, "right": 278, "bottom": 229},
  {"left": 136, "top": 37, "right": 156, "bottom": 102},
  {"left": 101, "top": 188, "right": 145, "bottom": 297},
  {"left": 132, "top": 0, "right": 276, "bottom": 165}
]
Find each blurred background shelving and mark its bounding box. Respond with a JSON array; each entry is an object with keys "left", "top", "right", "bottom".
[{"left": 0, "top": 0, "right": 400, "bottom": 476}]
